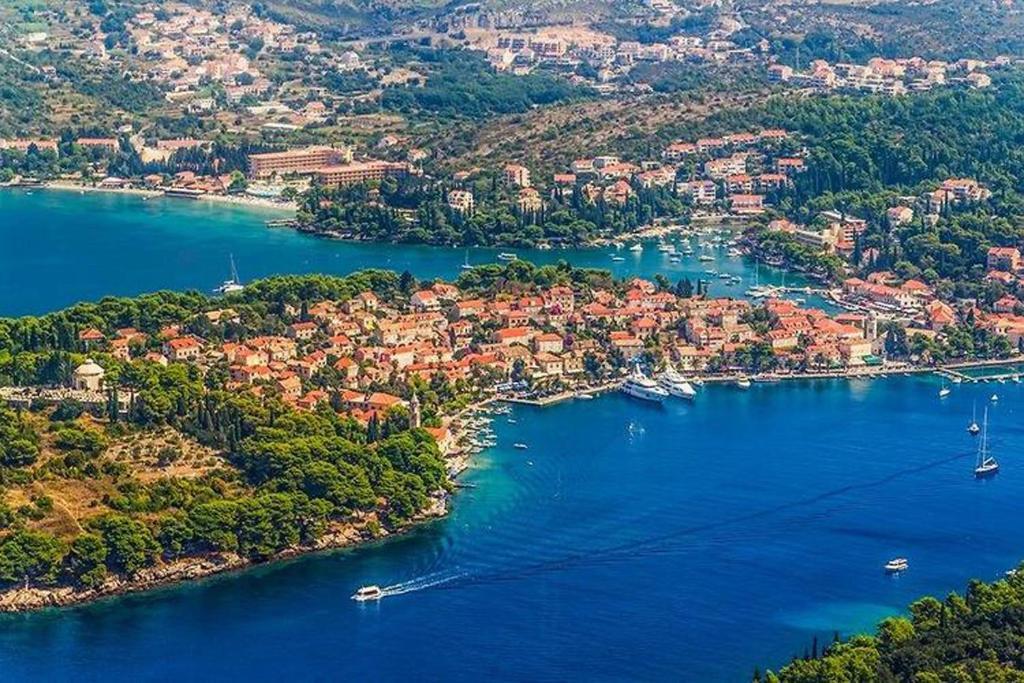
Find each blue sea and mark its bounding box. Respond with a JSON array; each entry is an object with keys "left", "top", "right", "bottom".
[
  {"left": 1, "top": 191, "right": 1020, "bottom": 681},
  {"left": 0, "top": 189, "right": 815, "bottom": 316},
  {"left": 1, "top": 379, "right": 1021, "bottom": 681}
]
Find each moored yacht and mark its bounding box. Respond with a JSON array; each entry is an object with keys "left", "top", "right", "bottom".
[
  {"left": 974, "top": 408, "right": 999, "bottom": 478},
  {"left": 659, "top": 367, "right": 696, "bottom": 400},
  {"left": 213, "top": 254, "right": 244, "bottom": 294},
  {"left": 622, "top": 366, "right": 669, "bottom": 402},
  {"left": 497, "top": 252, "right": 518, "bottom": 261},
  {"left": 735, "top": 376, "right": 752, "bottom": 389}
]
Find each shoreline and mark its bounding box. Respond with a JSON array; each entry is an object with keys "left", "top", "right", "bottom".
[
  {"left": 0, "top": 398, "right": 496, "bottom": 615},
  {"left": 0, "top": 357, "right": 1018, "bottom": 614},
  {"left": 0, "top": 497, "right": 449, "bottom": 614},
  {"left": 4, "top": 182, "right": 297, "bottom": 214}
]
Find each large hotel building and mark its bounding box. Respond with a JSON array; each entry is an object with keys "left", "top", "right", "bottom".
[
  {"left": 314, "top": 161, "right": 410, "bottom": 188},
  {"left": 248, "top": 145, "right": 353, "bottom": 178}
]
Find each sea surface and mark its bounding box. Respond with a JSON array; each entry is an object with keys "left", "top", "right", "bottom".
[
  {"left": 2, "top": 191, "right": 1017, "bottom": 681},
  {"left": 0, "top": 189, "right": 817, "bottom": 316},
  {"left": 1, "top": 378, "right": 1022, "bottom": 681}
]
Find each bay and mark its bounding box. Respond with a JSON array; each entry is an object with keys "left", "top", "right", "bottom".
[
  {"left": 0, "top": 378, "right": 1020, "bottom": 681},
  {"left": 0, "top": 189, "right": 816, "bottom": 317}
]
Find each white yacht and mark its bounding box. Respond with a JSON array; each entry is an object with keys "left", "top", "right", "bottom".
[
  {"left": 938, "top": 385, "right": 951, "bottom": 398},
  {"left": 659, "top": 367, "right": 696, "bottom": 400},
  {"left": 513, "top": 443, "right": 528, "bottom": 450},
  {"left": 214, "top": 254, "right": 244, "bottom": 294},
  {"left": 884, "top": 558, "right": 909, "bottom": 573},
  {"left": 968, "top": 402, "right": 980, "bottom": 436},
  {"left": 629, "top": 243, "right": 644, "bottom": 253},
  {"left": 974, "top": 408, "right": 999, "bottom": 478},
  {"left": 352, "top": 585, "right": 383, "bottom": 601},
  {"left": 497, "top": 252, "right": 518, "bottom": 261},
  {"left": 736, "top": 376, "right": 752, "bottom": 389},
  {"left": 622, "top": 366, "right": 669, "bottom": 402}
]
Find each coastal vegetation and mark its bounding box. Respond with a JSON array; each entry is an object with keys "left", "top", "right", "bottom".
[
  {"left": 761, "top": 567, "right": 1024, "bottom": 682},
  {"left": 298, "top": 172, "right": 687, "bottom": 247},
  {"left": 0, "top": 273, "right": 450, "bottom": 597}
]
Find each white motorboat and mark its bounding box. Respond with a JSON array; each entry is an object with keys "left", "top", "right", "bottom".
[
  {"left": 659, "top": 367, "right": 696, "bottom": 400},
  {"left": 497, "top": 252, "right": 518, "bottom": 261},
  {"left": 884, "top": 558, "right": 909, "bottom": 573},
  {"left": 938, "top": 385, "right": 951, "bottom": 398},
  {"left": 513, "top": 443, "right": 528, "bottom": 450},
  {"left": 352, "top": 585, "right": 383, "bottom": 601},
  {"left": 629, "top": 243, "right": 643, "bottom": 253},
  {"left": 736, "top": 376, "right": 752, "bottom": 389},
  {"left": 991, "top": 393, "right": 999, "bottom": 402},
  {"left": 621, "top": 365, "right": 669, "bottom": 402}
]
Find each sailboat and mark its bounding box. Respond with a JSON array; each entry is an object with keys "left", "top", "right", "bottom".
[
  {"left": 214, "top": 254, "right": 244, "bottom": 294},
  {"left": 461, "top": 250, "right": 473, "bottom": 271},
  {"left": 974, "top": 408, "right": 999, "bottom": 478},
  {"left": 968, "top": 402, "right": 980, "bottom": 436},
  {"left": 938, "top": 380, "right": 951, "bottom": 398}
]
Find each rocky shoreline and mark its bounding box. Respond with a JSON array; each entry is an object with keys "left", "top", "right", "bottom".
[{"left": 0, "top": 500, "right": 448, "bottom": 614}]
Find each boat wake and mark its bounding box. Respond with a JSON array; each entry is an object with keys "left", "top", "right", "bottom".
[{"left": 378, "top": 571, "right": 465, "bottom": 598}]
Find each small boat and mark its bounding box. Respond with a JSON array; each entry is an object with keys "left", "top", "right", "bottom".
[
  {"left": 513, "top": 443, "right": 528, "bottom": 450},
  {"left": 610, "top": 255, "right": 626, "bottom": 262},
  {"left": 938, "top": 386, "right": 951, "bottom": 399},
  {"left": 352, "top": 585, "right": 383, "bottom": 601},
  {"left": 669, "top": 254, "right": 681, "bottom": 262},
  {"left": 991, "top": 393, "right": 999, "bottom": 402},
  {"left": 575, "top": 393, "right": 594, "bottom": 400},
  {"left": 507, "top": 418, "right": 517, "bottom": 424},
  {"left": 974, "top": 408, "right": 999, "bottom": 478},
  {"left": 968, "top": 402, "right": 980, "bottom": 436},
  {"left": 214, "top": 254, "right": 244, "bottom": 294},
  {"left": 461, "top": 250, "right": 473, "bottom": 271},
  {"left": 884, "top": 558, "right": 909, "bottom": 573},
  {"left": 657, "top": 243, "right": 671, "bottom": 253},
  {"left": 698, "top": 254, "right": 714, "bottom": 262},
  {"left": 629, "top": 243, "right": 643, "bottom": 253},
  {"left": 497, "top": 252, "right": 517, "bottom": 261},
  {"left": 736, "top": 376, "right": 752, "bottom": 389}
]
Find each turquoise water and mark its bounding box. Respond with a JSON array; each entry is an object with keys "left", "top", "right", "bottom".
[
  {"left": 1, "top": 377, "right": 1022, "bottom": 681},
  {"left": 0, "top": 189, "right": 815, "bottom": 316}
]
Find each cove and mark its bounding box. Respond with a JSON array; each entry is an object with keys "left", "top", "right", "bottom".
[
  {"left": 0, "top": 189, "right": 817, "bottom": 317},
  {"left": 0, "top": 378, "right": 1020, "bottom": 681}
]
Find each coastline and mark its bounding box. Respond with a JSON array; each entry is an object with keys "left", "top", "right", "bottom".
[
  {"left": 4, "top": 181, "right": 297, "bottom": 214},
  {"left": 0, "top": 357, "right": 1019, "bottom": 614},
  {"left": 0, "top": 498, "right": 448, "bottom": 614},
  {"left": 0, "top": 399, "right": 495, "bottom": 614}
]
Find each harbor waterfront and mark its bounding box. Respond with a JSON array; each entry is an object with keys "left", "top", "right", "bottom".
[
  {"left": 0, "top": 378, "right": 1022, "bottom": 681},
  {"left": 0, "top": 189, "right": 821, "bottom": 316}
]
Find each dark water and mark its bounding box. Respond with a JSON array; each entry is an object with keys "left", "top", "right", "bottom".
[
  {"left": 0, "top": 189, "right": 814, "bottom": 316},
  {"left": 0, "top": 378, "right": 1020, "bottom": 681}
]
